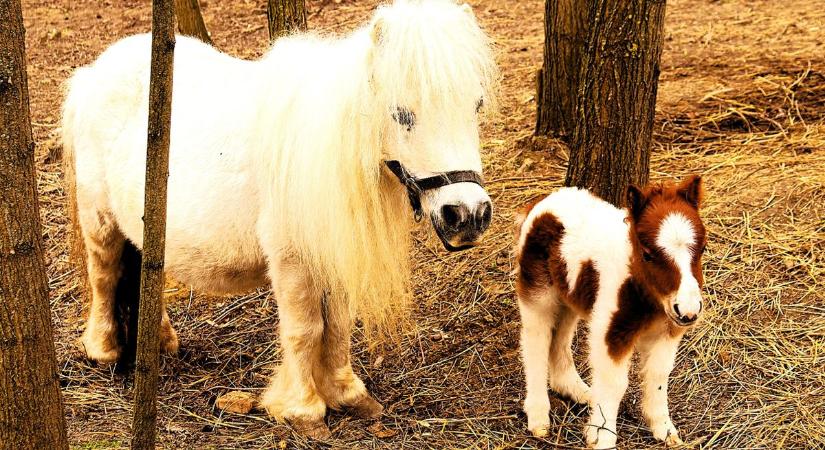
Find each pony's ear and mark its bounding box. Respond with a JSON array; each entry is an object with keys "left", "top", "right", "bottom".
[
  {"left": 626, "top": 184, "right": 646, "bottom": 220},
  {"left": 677, "top": 175, "right": 703, "bottom": 209},
  {"left": 370, "top": 17, "right": 386, "bottom": 46}
]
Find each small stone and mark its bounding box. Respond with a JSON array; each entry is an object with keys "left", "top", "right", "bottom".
[
  {"left": 518, "top": 157, "right": 535, "bottom": 173},
  {"left": 216, "top": 391, "right": 255, "bottom": 414},
  {"left": 367, "top": 422, "right": 399, "bottom": 438}
]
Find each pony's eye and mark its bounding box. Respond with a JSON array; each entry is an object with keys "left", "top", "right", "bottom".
[
  {"left": 475, "top": 97, "right": 484, "bottom": 113},
  {"left": 643, "top": 250, "right": 654, "bottom": 262},
  {"left": 392, "top": 107, "right": 416, "bottom": 131}
]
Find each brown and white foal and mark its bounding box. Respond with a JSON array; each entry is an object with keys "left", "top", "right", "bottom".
[{"left": 514, "top": 176, "right": 706, "bottom": 448}]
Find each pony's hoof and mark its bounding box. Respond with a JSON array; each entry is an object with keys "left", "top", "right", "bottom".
[
  {"left": 349, "top": 394, "right": 384, "bottom": 419},
  {"left": 290, "top": 416, "right": 332, "bottom": 440},
  {"left": 665, "top": 433, "right": 684, "bottom": 447},
  {"left": 529, "top": 424, "right": 550, "bottom": 437},
  {"left": 160, "top": 325, "right": 179, "bottom": 354},
  {"left": 80, "top": 331, "right": 121, "bottom": 363}
]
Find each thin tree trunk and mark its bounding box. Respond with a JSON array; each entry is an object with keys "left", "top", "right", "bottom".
[
  {"left": 0, "top": 1, "right": 69, "bottom": 449},
  {"left": 130, "top": 0, "right": 174, "bottom": 447},
  {"left": 565, "top": 0, "right": 667, "bottom": 206},
  {"left": 175, "top": 0, "right": 211, "bottom": 44},
  {"left": 267, "top": 0, "right": 307, "bottom": 41},
  {"left": 535, "top": 0, "right": 587, "bottom": 139}
]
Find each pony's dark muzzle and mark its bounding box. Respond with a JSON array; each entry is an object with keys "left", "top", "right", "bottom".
[{"left": 432, "top": 200, "right": 492, "bottom": 251}]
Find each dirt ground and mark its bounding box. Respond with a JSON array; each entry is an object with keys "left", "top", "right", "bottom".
[{"left": 21, "top": 0, "right": 824, "bottom": 448}]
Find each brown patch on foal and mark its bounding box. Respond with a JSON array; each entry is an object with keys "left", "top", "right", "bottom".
[
  {"left": 568, "top": 260, "right": 598, "bottom": 313},
  {"left": 606, "top": 278, "right": 664, "bottom": 361},
  {"left": 515, "top": 212, "right": 568, "bottom": 301},
  {"left": 516, "top": 211, "right": 599, "bottom": 313}
]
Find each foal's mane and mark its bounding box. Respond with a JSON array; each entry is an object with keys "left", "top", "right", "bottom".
[{"left": 254, "top": 0, "right": 498, "bottom": 338}]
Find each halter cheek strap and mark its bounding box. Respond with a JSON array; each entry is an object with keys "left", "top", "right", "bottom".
[{"left": 384, "top": 160, "right": 485, "bottom": 222}]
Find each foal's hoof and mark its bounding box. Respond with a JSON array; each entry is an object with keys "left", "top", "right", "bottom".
[
  {"left": 349, "top": 395, "right": 384, "bottom": 419},
  {"left": 529, "top": 424, "right": 550, "bottom": 438},
  {"left": 290, "top": 416, "right": 332, "bottom": 440}
]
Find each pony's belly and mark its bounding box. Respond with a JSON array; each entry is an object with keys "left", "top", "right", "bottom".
[{"left": 165, "top": 247, "right": 269, "bottom": 295}]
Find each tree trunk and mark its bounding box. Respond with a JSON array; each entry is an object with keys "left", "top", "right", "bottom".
[
  {"left": 130, "top": 0, "right": 174, "bottom": 448},
  {"left": 0, "top": 1, "right": 69, "bottom": 449},
  {"left": 535, "top": 0, "right": 587, "bottom": 139},
  {"left": 565, "top": 0, "right": 667, "bottom": 207},
  {"left": 267, "top": 0, "right": 307, "bottom": 41},
  {"left": 174, "top": 0, "right": 211, "bottom": 44}
]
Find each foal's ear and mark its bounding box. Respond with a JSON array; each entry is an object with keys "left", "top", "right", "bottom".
[
  {"left": 626, "top": 184, "right": 646, "bottom": 220},
  {"left": 677, "top": 175, "right": 704, "bottom": 209}
]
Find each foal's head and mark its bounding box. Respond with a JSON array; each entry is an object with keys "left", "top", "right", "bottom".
[
  {"left": 368, "top": 1, "right": 498, "bottom": 251},
  {"left": 626, "top": 176, "right": 707, "bottom": 327}
]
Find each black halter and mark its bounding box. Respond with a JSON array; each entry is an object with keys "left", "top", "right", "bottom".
[{"left": 384, "top": 160, "right": 484, "bottom": 222}]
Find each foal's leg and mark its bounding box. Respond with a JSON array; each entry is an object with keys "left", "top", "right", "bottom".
[
  {"left": 548, "top": 305, "right": 590, "bottom": 404},
  {"left": 78, "top": 208, "right": 125, "bottom": 363},
  {"left": 518, "top": 288, "right": 558, "bottom": 437},
  {"left": 260, "top": 257, "right": 330, "bottom": 439},
  {"left": 638, "top": 330, "right": 684, "bottom": 447},
  {"left": 315, "top": 294, "right": 383, "bottom": 418},
  {"left": 585, "top": 321, "right": 633, "bottom": 450}
]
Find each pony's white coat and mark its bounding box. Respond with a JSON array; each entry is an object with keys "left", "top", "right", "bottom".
[
  {"left": 63, "top": 0, "right": 498, "bottom": 430},
  {"left": 64, "top": 0, "right": 497, "bottom": 330}
]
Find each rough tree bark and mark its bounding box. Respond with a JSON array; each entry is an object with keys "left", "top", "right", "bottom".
[
  {"left": 267, "top": 0, "right": 307, "bottom": 41},
  {"left": 565, "top": 0, "right": 667, "bottom": 206},
  {"left": 175, "top": 0, "right": 211, "bottom": 44},
  {"left": 535, "top": 0, "right": 587, "bottom": 139},
  {"left": 0, "top": 1, "right": 69, "bottom": 449},
  {"left": 130, "top": 0, "right": 174, "bottom": 448}
]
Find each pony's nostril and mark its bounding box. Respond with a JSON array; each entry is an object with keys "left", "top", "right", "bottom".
[
  {"left": 441, "top": 204, "right": 464, "bottom": 230},
  {"left": 476, "top": 201, "right": 492, "bottom": 230},
  {"left": 673, "top": 304, "right": 681, "bottom": 318}
]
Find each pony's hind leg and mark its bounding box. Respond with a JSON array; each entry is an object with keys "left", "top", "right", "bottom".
[
  {"left": 78, "top": 208, "right": 179, "bottom": 363},
  {"left": 78, "top": 208, "right": 126, "bottom": 363},
  {"left": 518, "top": 287, "right": 559, "bottom": 437},
  {"left": 548, "top": 304, "right": 590, "bottom": 404},
  {"left": 260, "top": 255, "right": 330, "bottom": 439},
  {"left": 315, "top": 294, "right": 383, "bottom": 418}
]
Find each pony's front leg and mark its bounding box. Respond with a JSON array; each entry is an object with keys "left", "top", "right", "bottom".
[
  {"left": 260, "top": 257, "right": 330, "bottom": 439},
  {"left": 586, "top": 327, "right": 632, "bottom": 449},
  {"left": 638, "top": 330, "right": 684, "bottom": 447},
  {"left": 315, "top": 294, "right": 383, "bottom": 418}
]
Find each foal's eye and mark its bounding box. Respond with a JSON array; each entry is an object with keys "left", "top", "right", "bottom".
[
  {"left": 642, "top": 250, "right": 654, "bottom": 262},
  {"left": 392, "top": 107, "right": 416, "bottom": 131},
  {"left": 475, "top": 97, "right": 484, "bottom": 113}
]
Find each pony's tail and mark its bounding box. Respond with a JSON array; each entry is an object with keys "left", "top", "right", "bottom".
[
  {"left": 63, "top": 68, "right": 142, "bottom": 367},
  {"left": 61, "top": 69, "right": 88, "bottom": 292}
]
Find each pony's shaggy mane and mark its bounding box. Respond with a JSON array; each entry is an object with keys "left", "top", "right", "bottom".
[{"left": 253, "top": 0, "right": 499, "bottom": 337}]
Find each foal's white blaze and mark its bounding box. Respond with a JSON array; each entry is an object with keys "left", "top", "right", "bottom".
[{"left": 656, "top": 212, "right": 702, "bottom": 320}]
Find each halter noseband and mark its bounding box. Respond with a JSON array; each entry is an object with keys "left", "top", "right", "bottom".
[{"left": 384, "top": 160, "right": 484, "bottom": 222}]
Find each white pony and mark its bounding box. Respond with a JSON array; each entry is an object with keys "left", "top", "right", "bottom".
[{"left": 62, "top": 0, "right": 497, "bottom": 438}]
